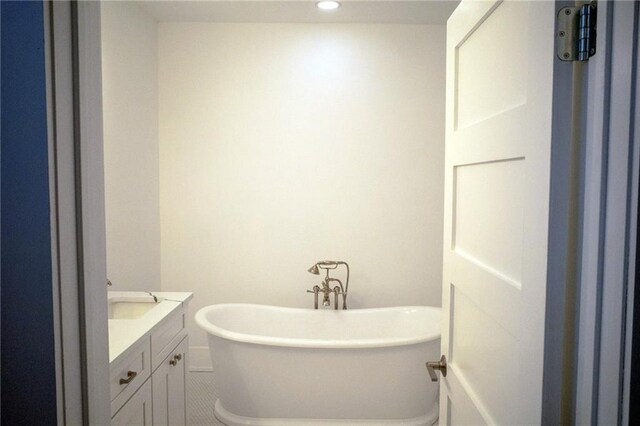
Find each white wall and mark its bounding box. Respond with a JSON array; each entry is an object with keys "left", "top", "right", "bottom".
[
  {"left": 102, "top": 2, "right": 161, "bottom": 292},
  {"left": 158, "top": 23, "right": 446, "bottom": 368}
]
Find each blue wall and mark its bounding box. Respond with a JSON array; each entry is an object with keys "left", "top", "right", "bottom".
[{"left": 1, "top": 1, "right": 58, "bottom": 424}]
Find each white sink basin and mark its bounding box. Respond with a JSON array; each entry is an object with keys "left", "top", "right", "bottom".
[{"left": 108, "top": 295, "right": 163, "bottom": 320}]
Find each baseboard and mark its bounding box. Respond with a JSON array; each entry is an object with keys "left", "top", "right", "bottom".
[{"left": 189, "top": 345, "right": 213, "bottom": 371}]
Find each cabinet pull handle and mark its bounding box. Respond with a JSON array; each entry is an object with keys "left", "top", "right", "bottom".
[
  {"left": 175, "top": 353, "right": 182, "bottom": 361},
  {"left": 119, "top": 370, "right": 137, "bottom": 385}
]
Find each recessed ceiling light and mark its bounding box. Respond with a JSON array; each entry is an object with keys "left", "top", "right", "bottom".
[{"left": 316, "top": 1, "right": 341, "bottom": 11}]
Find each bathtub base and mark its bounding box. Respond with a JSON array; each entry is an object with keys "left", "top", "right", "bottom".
[{"left": 214, "top": 400, "right": 438, "bottom": 426}]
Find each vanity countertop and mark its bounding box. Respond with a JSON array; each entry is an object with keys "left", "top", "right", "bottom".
[{"left": 108, "top": 291, "right": 193, "bottom": 365}]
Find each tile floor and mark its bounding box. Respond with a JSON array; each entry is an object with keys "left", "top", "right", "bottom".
[{"left": 187, "top": 371, "right": 224, "bottom": 426}]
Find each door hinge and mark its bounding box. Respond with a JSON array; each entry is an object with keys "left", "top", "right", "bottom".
[{"left": 557, "top": 1, "right": 597, "bottom": 62}]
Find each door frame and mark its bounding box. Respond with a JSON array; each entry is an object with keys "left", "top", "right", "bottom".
[
  {"left": 45, "top": 1, "right": 110, "bottom": 424},
  {"left": 46, "top": 1, "right": 638, "bottom": 424},
  {"left": 573, "top": 1, "right": 640, "bottom": 425}
]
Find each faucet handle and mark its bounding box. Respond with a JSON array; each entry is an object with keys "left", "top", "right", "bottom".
[{"left": 308, "top": 285, "right": 320, "bottom": 309}]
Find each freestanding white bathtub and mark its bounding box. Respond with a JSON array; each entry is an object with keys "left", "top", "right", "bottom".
[{"left": 195, "top": 304, "right": 441, "bottom": 426}]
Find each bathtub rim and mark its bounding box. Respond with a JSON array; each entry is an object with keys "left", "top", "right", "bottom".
[{"left": 195, "top": 303, "right": 441, "bottom": 349}]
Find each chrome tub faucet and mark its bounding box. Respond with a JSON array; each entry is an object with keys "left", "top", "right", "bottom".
[{"left": 306, "top": 261, "right": 350, "bottom": 310}]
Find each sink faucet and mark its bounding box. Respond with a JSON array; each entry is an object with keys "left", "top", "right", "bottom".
[{"left": 306, "top": 261, "right": 349, "bottom": 310}]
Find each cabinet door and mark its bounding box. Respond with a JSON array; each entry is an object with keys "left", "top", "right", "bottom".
[
  {"left": 152, "top": 337, "right": 188, "bottom": 426},
  {"left": 112, "top": 379, "right": 152, "bottom": 426}
]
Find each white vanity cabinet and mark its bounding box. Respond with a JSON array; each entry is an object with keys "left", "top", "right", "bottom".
[{"left": 108, "top": 292, "right": 192, "bottom": 426}]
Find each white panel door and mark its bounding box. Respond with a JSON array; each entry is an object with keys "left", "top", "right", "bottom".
[{"left": 441, "top": 1, "right": 563, "bottom": 424}]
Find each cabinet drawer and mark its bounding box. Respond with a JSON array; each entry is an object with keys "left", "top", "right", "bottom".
[
  {"left": 151, "top": 307, "right": 187, "bottom": 371},
  {"left": 110, "top": 337, "right": 151, "bottom": 416}
]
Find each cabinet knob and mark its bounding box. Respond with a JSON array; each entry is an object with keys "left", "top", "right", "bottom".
[{"left": 170, "top": 353, "right": 182, "bottom": 366}]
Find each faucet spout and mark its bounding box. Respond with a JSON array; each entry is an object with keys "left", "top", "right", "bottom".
[{"left": 321, "top": 279, "right": 332, "bottom": 307}]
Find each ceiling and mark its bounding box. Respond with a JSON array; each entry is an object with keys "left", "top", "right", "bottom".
[{"left": 138, "top": 0, "right": 460, "bottom": 24}]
